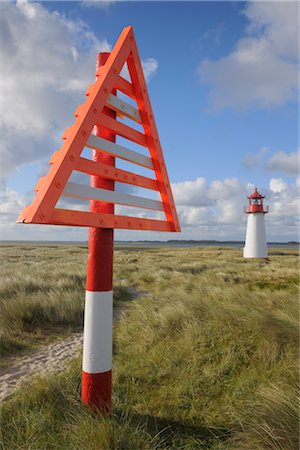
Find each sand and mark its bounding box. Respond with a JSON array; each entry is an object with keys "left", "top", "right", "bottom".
[
  {"left": 0, "top": 305, "right": 124, "bottom": 402},
  {"left": 0, "top": 333, "right": 83, "bottom": 401}
]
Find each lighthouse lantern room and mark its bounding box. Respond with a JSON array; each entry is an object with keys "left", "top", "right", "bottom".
[{"left": 243, "top": 188, "right": 269, "bottom": 259}]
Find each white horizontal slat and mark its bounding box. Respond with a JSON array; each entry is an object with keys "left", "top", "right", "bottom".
[
  {"left": 106, "top": 94, "right": 141, "bottom": 123},
  {"left": 63, "top": 182, "right": 164, "bottom": 211},
  {"left": 86, "top": 135, "right": 153, "bottom": 169}
]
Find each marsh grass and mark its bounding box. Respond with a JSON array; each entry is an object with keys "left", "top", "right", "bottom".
[{"left": 0, "top": 245, "right": 299, "bottom": 449}]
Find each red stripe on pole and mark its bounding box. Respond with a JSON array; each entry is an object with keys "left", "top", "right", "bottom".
[
  {"left": 82, "top": 52, "right": 116, "bottom": 411},
  {"left": 86, "top": 229, "right": 113, "bottom": 292},
  {"left": 82, "top": 370, "right": 112, "bottom": 412}
]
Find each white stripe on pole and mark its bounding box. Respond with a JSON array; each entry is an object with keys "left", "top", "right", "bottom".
[{"left": 82, "top": 290, "right": 113, "bottom": 373}]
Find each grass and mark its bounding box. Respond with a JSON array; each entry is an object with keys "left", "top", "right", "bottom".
[
  {"left": 0, "top": 245, "right": 86, "bottom": 359},
  {"left": 0, "top": 245, "right": 131, "bottom": 361},
  {"left": 0, "top": 245, "right": 299, "bottom": 449}
]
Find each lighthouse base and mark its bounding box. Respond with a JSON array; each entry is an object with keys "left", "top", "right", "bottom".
[{"left": 243, "top": 213, "right": 268, "bottom": 259}]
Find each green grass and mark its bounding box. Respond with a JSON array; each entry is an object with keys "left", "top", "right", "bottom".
[
  {"left": 0, "top": 245, "right": 132, "bottom": 361},
  {"left": 0, "top": 245, "right": 299, "bottom": 449},
  {"left": 0, "top": 245, "right": 86, "bottom": 358}
]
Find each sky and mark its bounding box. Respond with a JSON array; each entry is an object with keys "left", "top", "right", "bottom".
[{"left": 0, "top": 0, "right": 299, "bottom": 242}]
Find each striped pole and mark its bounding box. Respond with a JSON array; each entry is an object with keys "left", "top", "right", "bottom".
[{"left": 81, "top": 52, "right": 116, "bottom": 413}]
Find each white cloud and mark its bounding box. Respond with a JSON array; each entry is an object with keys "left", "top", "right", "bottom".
[
  {"left": 266, "top": 179, "right": 300, "bottom": 238},
  {"left": 243, "top": 146, "right": 269, "bottom": 169},
  {"left": 81, "top": 0, "right": 116, "bottom": 11},
  {"left": 0, "top": 1, "right": 158, "bottom": 178},
  {"left": 243, "top": 148, "right": 299, "bottom": 177},
  {"left": 178, "top": 205, "right": 212, "bottom": 226},
  {"left": 2, "top": 174, "right": 299, "bottom": 242},
  {"left": 171, "top": 176, "right": 299, "bottom": 241},
  {"left": 202, "top": 23, "right": 226, "bottom": 46},
  {"left": 269, "top": 178, "right": 288, "bottom": 193},
  {"left": 0, "top": 178, "right": 89, "bottom": 241},
  {"left": 141, "top": 58, "right": 158, "bottom": 82},
  {"left": 172, "top": 177, "right": 209, "bottom": 206},
  {"left": 0, "top": 1, "right": 160, "bottom": 240},
  {"left": 120, "top": 58, "right": 158, "bottom": 83},
  {"left": 0, "top": 1, "right": 111, "bottom": 176},
  {"left": 0, "top": 179, "right": 25, "bottom": 219},
  {"left": 198, "top": 1, "right": 298, "bottom": 110},
  {"left": 17, "top": 0, "right": 37, "bottom": 19},
  {"left": 244, "top": 1, "right": 298, "bottom": 61},
  {"left": 173, "top": 177, "right": 247, "bottom": 230},
  {"left": 265, "top": 149, "right": 300, "bottom": 176}
]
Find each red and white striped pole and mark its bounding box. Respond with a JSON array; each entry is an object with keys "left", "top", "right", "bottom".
[{"left": 81, "top": 52, "right": 116, "bottom": 413}]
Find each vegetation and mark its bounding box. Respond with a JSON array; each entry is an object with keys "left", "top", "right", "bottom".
[
  {"left": 0, "top": 245, "right": 128, "bottom": 361},
  {"left": 0, "top": 245, "right": 299, "bottom": 449}
]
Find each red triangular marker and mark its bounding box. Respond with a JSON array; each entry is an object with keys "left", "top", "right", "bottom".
[{"left": 17, "top": 26, "right": 180, "bottom": 233}]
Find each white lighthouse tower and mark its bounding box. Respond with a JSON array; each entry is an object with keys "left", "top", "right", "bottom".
[{"left": 243, "top": 188, "right": 269, "bottom": 259}]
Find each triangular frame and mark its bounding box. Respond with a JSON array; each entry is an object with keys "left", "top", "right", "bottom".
[{"left": 17, "top": 26, "right": 180, "bottom": 232}]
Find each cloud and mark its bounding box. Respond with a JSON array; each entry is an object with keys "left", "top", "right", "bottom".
[
  {"left": 141, "top": 58, "right": 158, "bottom": 82},
  {"left": 202, "top": 23, "right": 226, "bottom": 46},
  {"left": 265, "top": 149, "right": 300, "bottom": 176},
  {"left": 173, "top": 177, "right": 247, "bottom": 230},
  {"left": 0, "top": 1, "right": 111, "bottom": 176},
  {"left": 172, "top": 177, "right": 251, "bottom": 231},
  {"left": 244, "top": 1, "right": 298, "bottom": 61},
  {"left": 266, "top": 178, "right": 300, "bottom": 237},
  {"left": 178, "top": 205, "right": 212, "bottom": 227},
  {"left": 0, "top": 1, "right": 158, "bottom": 178},
  {"left": 0, "top": 1, "right": 160, "bottom": 240},
  {"left": 198, "top": 1, "right": 298, "bottom": 111},
  {"left": 81, "top": 0, "right": 116, "bottom": 11},
  {"left": 0, "top": 177, "right": 89, "bottom": 241},
  {"left": 0, "top": 179, "right": 25, "bottom": 220},
  {"left": 120, "top": 58, "right": 158, "bottom": 83},
  {"left": 269, "top": 178, "right": 288, "bottom": 194},
  {"left": 2, "top": 173, "right": 299, "bottom": 241},
  {"left": 243, "top": 147, "right": 269, "bottom": 169},
  {"left": 172, "top": 177, "right": 209, "bottom": 207},
  {"left": 243, "top": 147, "right": 299, "bottom": 177},
  {"left": 171, "top": 176, "right": 299, "bottom": 241}
]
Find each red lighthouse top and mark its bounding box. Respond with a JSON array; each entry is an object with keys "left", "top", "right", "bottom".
[
  {"left": 245, "top": 188, "right": 269, "bottom": 214},
  {"left": 247, "top": 188, "right": 265, "bottom": 200}
]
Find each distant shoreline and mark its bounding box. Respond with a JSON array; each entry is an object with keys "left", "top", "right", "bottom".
[{"left": 0, "top": 240, "right": 299, "bottom": 249}]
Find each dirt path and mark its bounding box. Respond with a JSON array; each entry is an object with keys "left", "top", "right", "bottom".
[{"left": 0, "top": 305, "right": 125, "bottom": 402}]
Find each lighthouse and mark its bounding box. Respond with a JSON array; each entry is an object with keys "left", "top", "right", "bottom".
[{"left": 243, "top": 188, "right": 269, "bottom": 259}]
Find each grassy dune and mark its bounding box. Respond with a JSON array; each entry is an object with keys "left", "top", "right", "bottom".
[
  {"left": 0, "top": 245, "right": 86, "bottom": 358},
  {"left": 0, "top": 245, "right": 128, "bottom": 360},
  {"left": 0, "top": 245, "right": 299, "bottom": 449}
]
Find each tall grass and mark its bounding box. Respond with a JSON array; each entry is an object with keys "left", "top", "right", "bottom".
[
  {"left": 0, "top": 246, "right": 86, "bottom": 357},
  {"left": 0, "top": 245, "right": 130, "bottom": 359},
  {"left": 0, "top": 245, "right": 299, "bottom": 449}
]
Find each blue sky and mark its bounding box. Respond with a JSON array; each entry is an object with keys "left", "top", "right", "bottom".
[{"left": 0, "top": 1, "right": 299, "bottom": 241}]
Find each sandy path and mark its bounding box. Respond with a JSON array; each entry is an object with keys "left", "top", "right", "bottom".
[{"left": 0, "top": 305, "right": 124, "bottom": 402}]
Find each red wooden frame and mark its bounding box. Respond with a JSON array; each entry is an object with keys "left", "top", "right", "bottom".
[{"left": 17, "top": 26, "right": 180, "bottom": 232}]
